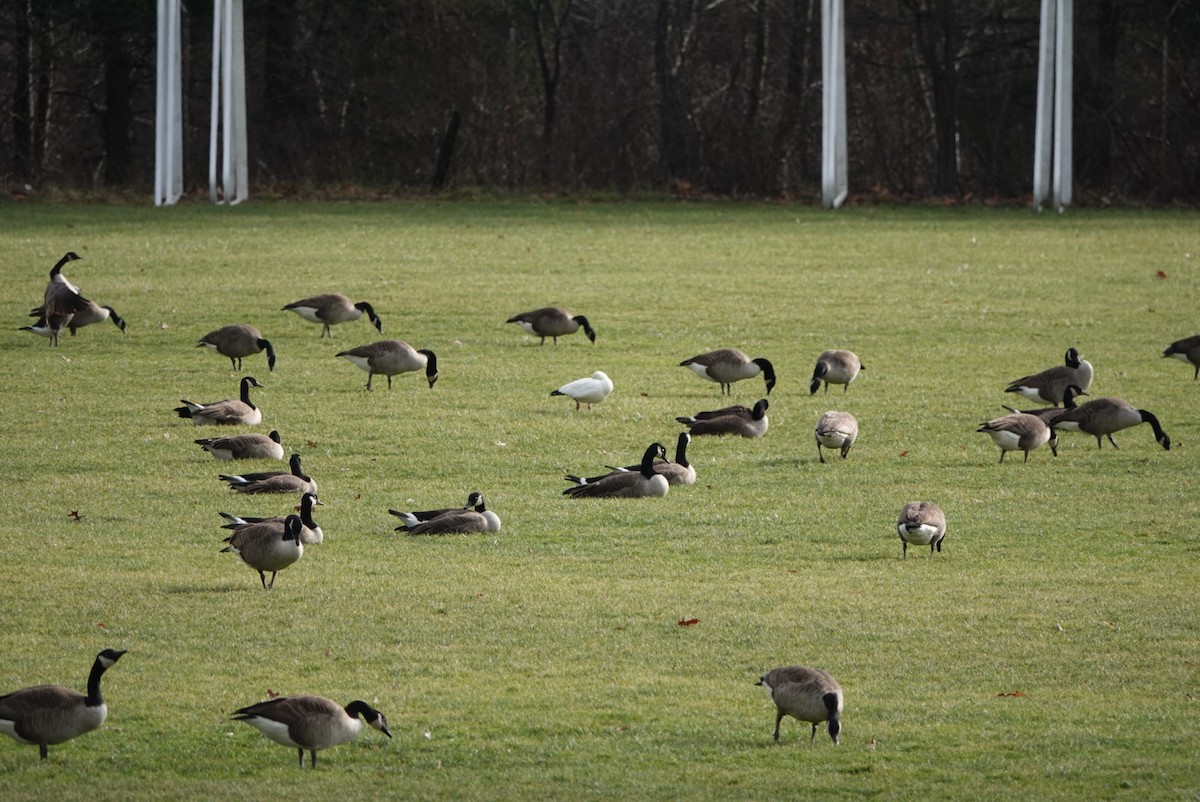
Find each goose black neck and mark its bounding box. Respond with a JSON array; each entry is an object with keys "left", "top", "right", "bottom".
[
  {"left": 289, "top": 455, "right": 304, "bottom": 476},
  {"left": 1140, "top": 410, "right": 1170, "bottom": 448},
  {"left": 674, "top": 433, "right": 690, "bottom": 466},
  {"left": 85, "top": 654, "right": 118, "bottom": 706},
  {"left": 640, "top": 445, "right": 662, "bottom": 478},
  {"left": 344, "top": 700, "right": 373, "bottom": 719},
  {"left": 240, "top": 378, "right": 257, "bottom": 405},
  {"left": 299, "top": 495, "right": 318, "bottom": 527}
]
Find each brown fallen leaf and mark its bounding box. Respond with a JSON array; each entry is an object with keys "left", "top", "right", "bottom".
[
  {"left": 266, "top": 689, "right": 281, "bottom": 698},
  {"left": 68, "top": 510, "right": 83, "bottom": 522},
  {"left": 677, "top": 618, "right": 700, "bottom": 627},
  {"left": 997, "top": 691, "right": 1026, "bottom": 698},
  {"left": 898, "top": 451, "right": 909, "bottom": 457},
  {"left": 1156, "top": 270, "right": 1167, "bottom": 279}
]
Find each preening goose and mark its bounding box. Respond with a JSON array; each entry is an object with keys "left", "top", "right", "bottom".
[
  {"left": 220, "top": 453, "right": 318, "bottom": 495},
  {"left": 679, "top": 348, "right": 776, "bottom": 396},
  {"left": 0, "top": 648, "right": 126, "bottom": 761},
  {"left": 566, "top": 432, "right": 697, "bottom": 487},
  {"left": 814, "top": 411, "right": 858, "bottom": 463},
  {"left": 756, "top": 666, "right": 843, "bottom": 745},
  {"left": 676, "top": 399, "right": 768, "bottom": 438},
  {"left": 1049, "top": 397, "right": 1171, "bottom": 451},
  {"left": 396, "top": 497, "right": 501, "bottom": 535},
  {"left": 232, "top": 695, "right": 391, "bottom": 768},
  {"left": 388, "top": 492, "right": 483, "bottom": 528},
  {"left": 1005, "top": 347, "right": 1093, "bottom": 405},
  {"left": 336, "top": 340, "right": 438, "bottom": 390},
  {"left": 282, "top": 293, "right": 383, "bottom": 338},
  {"left": 551, "top": 370, "right": 613, "bottom": 411},
  {"left": 976, "top": 412, "right": 1051, "bottom": 463},
  {"left": 506, "top": 306, "right": 596, "bottom": 345},
  {"left": 1162, "top": 335, "right": 1200, "bottom": 380},
  {"left": 1002, "top": 384, "right": 1086, "bottom": 456},
  {"left": 220, "top": 492, "right": 325, "bottom": 545},
  {"left": 563, "top": 443, "right": 670, "bottom": 498},
  {"left": 197, "top": 324, "right": 277, "bottom": 372},
  {"left": 897, "top": 501, "right": 946, "bottom": 558},
  {"left": 196, "top": 430, "right": 284, "bottom": 461},
  {"left": 175, "top": 376, "right": 264, "bottom": 426},
  {"left": 809, "top": 350, "right": 863, "bottom": 394},
  {"left": 221, "top": 514, "right": 305, "bottom": 589}
]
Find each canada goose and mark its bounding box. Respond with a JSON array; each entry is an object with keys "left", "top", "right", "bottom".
[
  {"left": 1162, "top": 335, "right": 1200, "bottom": 380},
  {"left": 1002, "top": 384, "right": 1086, "bottom": 456},
  {"left": 29, "top": 297, "right": 125, "bottom": 338},
  {"left": 221, "top": 492, "right": 325, "bottom": 545},
  {"left": 566, "top": 432, "right": 697, "bottom": 487},
  {"left": 551, "top": 370, "right": 613, "bottom": 410},
  {"left": 197, "top": 324, "right": 277, "bottom": 372},
  {"left": 976, "top": 412, "right": 1051, "bottom": 463},
  {"left": 0, "top": 648, "right": 125, "bottom": 761},
  {"left": 336, "top": 340, "right": 438, "bottom": 390},
  {"left": 31, "top": 254, "right": 90, "bottom": 347},
  {"left": 282, "top": 293, "right": 383, "bottom": 338},
  {"left": 397, "top": 497, "right": 501, "bottom": 535},
  {"left": 1049, "top": 397, "right": 1171, "bottom": 451},
  {"left": 809, "top": 350, "right": 863, "bottom": 394},
  {"left": 388, "top": 492, "right": 484, "bottom": 528},
  {"left": 196, "top": 430, "right": 284, "bottom": 461},
  {"left": 676, "top": 399, "right": 768, "bottom": 438},
  {"left": 680, "top": 348, "right": 776, "bottom": 396},
  {"left": 506, "top": 306, "right": 596, "bottom": 345},
  {"left": 756, "top": 666, "right": 843, "bottom": 745},
  {"left": 897, "top": 501, "right": 946, "bottom": 558},
  {"left": 175, "top": 376, "right": 264, "bottom": 426},
  {"left": 45, "top": 252, "right": 82, "bottom": 294},
  {"left": 221, "top": 514, "right": 304, "bottom": 589},
  {"left": 563, "top": 443, "right": 670, "bottom": 498},
  {"left": 1005, "top": 347, "right": 1093, "bottom": 405},
  {"left": 220, "top": 453, "right": 318, "bottom": 495},
  {"left": 814, "top": 411, "right": 858, "bottom": 463},
  {"left": 232, "top": 694, "right": 391, "bottom": 768}
]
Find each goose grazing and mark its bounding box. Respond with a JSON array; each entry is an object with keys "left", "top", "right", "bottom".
[
  {"left": 809, "top": 350, "right": 863, "bottom": 394},
  {"left": 396, "top": 496, "right": 501, "bottom": 535},
  {"left": 0, "top": 648, "right": 126, "bottom": 761},
  {"left": 977, "top": 412, "right": 1051, "bottom": 463},
  {"left": 506, "top": 306, "right": 596, "bottom": 345},
  {"left": 566, "top": 432, "right": 697, "bottom": 487},
  {"left": 756, "top": 666, "right": 843, "bottom": 745},
  {"left": 175, "top": 376, "right": 264, "bottom": 426},
  {"left": 29, "top": 297, "right": 126, "bottom": 338},
  {"left": 676, "top": 399, "right": 769, "bottom": 438},
  {"left": 232, "top": 694, "right": 391, "bottom": 768},
  {"left": 221, "top": 514, "right": 305, "bottom": 589},
  {"left": 197, "top": 324, "right": 277, "bottom": 371},
  {"left": 563, "top": 443, "right": 670, "bottom": 498},
  {"left": 220, "top": 453, "right": 318, "bottom": 495},
  {"left": 679, "top": 348, "right": 776, "bottom": 396},
  {"left": 1005, "top": 347, "right": 1093, "bottom": 405},
  {"left": 897, "top": 501, "right": 946, "bottom": 558},
  {"left": 336, "top": 340, "right": 438, "bottom": 390},
  {"left": 1049, "top": 397, "right": 1171, "bottom": 451},
  {"left": 282, "top": 293, "right": 383, "bottom": 338},
  {"left": 388, "top": 492, "right": 483, "bottom": 529},
  {"left": 220, "top": 492, "right": 325, "bottom": 545},
  {"left": 814, "top": 411, "right": 858, "bottom": 463},
  {"left": 1162, "top": 335, "right": 1200, "bottom": 380},
  {"left": 196, "top": 430, "right": 284, "bottom": 461},
  {"left": 551, "top": 370, "right": 613, "bottom": 411},
  {"left": 1002, "top": 384, "right": 1086, "bottom": 456}
]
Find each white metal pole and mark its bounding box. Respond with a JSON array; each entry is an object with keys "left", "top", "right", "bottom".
[
  {"left": 229, "top": 0, "right": 248, "bottom": 204},
  {"left": 1052, "top": 0, "right": 1072, "bottom": 212},
  {"left": 1032, "top": 0, "right": 1055, "bottom": 211},
  {"left": 155, "top": 0, "right": 166, "bottom": 205},
  {"left": 209, "top": 0, "right": 223, "bottom": 202},
  {"left": 822, "top": 0, "right": 847, "bottom": 209}
]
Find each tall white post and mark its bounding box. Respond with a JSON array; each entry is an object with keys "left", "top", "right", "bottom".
[
  {"left": 154, "top": 0, "right": 183, "bottom": 206},
  {"left": 210, "top": 0, "right": 249, "bottom": 204},
  {"left": 821, "top": 0, "right": 848, "bottom": 208},
  {"left": 1033, "top": 0, "right": 1071, "bottom": 212}
]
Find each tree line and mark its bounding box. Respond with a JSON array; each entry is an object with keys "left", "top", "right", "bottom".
[{"left": 3, "top": 0, "right": 1197, "bottom": 202}]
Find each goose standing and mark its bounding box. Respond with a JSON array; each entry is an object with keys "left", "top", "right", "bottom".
[
  {"left": 220, "top": 492, "right": 325, "bottom": 545},
  {"left": 396, "top": 497, "right": 501, "bottom": 534},
  {"left": 29, "top": 297, "right": 126, "bottom": 338},
  {"left": 551, "top": 370, "right": 613, "bottom": 411},
  {"left": 676, "top": 399, "right": 768, "bottom": 438},
  {"left": 563, "top": 443, "right": 670, "bottom": 498},
  {"left": 977, "top": 412, "right": 1051, "bottom": 463},
  {"left": 232, "top": 694, "right": 391, "bottom": 768},
  {"left": 175, "top": 376, "right": 264, "bottom": 426},
  {"left": 506, "top": 306, "right": 596, "bottom": 345},
  {"left": 1162, "top": 335, "right": 1200, "bottom": 380},
  {"left": 679, "top": 348, "right": 776, "bottom": 396},
  {"left": 756, "top": 666, "right": 843, "bottom": 745},
  {"left": 220, "top": 453, "right": 318, "bottom": 495},
  {"left": 31, "top": 253, "right": 89, "bottom": 346},
  {"left": 221, "top": 514, "right": 305, "bottom": 589},
  {"left": 0, "top": 648, "right": 126, "bottom": 761},
  {"left": 814, "top": 411, "right": 858, "bottom": 463},
  {"left": 282, "top": 293, "right": 383, "bottom": 338},
  {"left": 196, "top": 430, "right": 284, "bottom": 460},
  {"left": 809, "top": 350, "right": 863, "bottom": 394},
  {"left": 336, "top": 340, "right": 438, "bottom": 390},
  {"left": 1002, "top": 384, "right": 1086, "bottom": 456},
  {"left": 1049, "top": 397, "right": 1171, "bottom": 451},
  {"left": 1005, "top": 347, "right": 1093, "bottom": 405},
  {"left": 197, "top": 324, "right": 277, "bottom": 372},
  {"left": 897, "top": 501, "right": 946, "bottom": 558},
  {"left": 566, "top": 431, "right": 696, "bottom": 487},
  {"left": 388, "top": 492, "right": 483, "bottom": 528}
]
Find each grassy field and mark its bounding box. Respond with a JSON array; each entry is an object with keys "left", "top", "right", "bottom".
[{"left": 0, "top": 200, "right": 1196, "bottom": 801}]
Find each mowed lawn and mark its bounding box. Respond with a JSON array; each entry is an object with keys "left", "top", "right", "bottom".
[{"left": 0, "top": 200, "right": 1196, "bottom": 801}]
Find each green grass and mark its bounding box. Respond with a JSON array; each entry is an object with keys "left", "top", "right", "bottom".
[{"left": 0, "top": 200, "right": 1197, "bottom": 801}]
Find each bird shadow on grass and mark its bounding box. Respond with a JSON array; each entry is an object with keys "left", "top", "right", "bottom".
[{"left": 161, "top": 582, "right": 255, "bottom": 594}]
